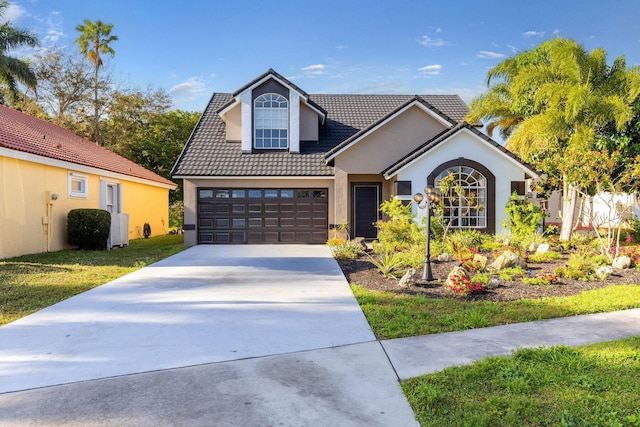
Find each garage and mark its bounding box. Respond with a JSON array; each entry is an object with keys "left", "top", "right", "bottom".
[{"left": 197, "top": 188, "right": 328, "bottom": 244}]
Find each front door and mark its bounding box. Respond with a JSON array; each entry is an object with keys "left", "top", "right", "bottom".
[{"left": 353, "top": 184, "right": 380, "bottom": 239}]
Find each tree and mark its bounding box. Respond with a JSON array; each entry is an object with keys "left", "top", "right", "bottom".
[
  {"left": 0, "top": 1, "right": 39, "bottom": 105},
  {"left": 467, "top": 38, "right": 640, "bottom": 240},
  {"left": 31, "top": 50, "right": 93, "bottom": 128},
  {"left": 74, "top": 19, "right": 118, "bottom": 144}
]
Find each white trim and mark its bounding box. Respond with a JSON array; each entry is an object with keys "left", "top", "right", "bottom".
[
  {"left": 68, "top": 172, "right": 88, "bottom": 198},
  {"left": 290, "top": 91, "right": 300, "bottom": 153},
  {"left": 382, "top": 127, "right": 539, "bottom": 180},
  {"left": 241, "top": 91, "right": 252, "bottom": 152},
  {"left": 175, "top": 175, "right": 334, "bottom": 180},
  {"left": 1, "top": 146, "right": 177, "bottom": 190},
  {"left": 325, "top": 100, "right": 454, "bottom": 162},
  {"left": 222, "top": 73, "right": 327, "bottom": 122}
]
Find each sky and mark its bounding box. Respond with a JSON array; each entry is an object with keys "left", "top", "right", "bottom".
[{"left": 4, "top": 0, "right": 640, "bottom": 113}]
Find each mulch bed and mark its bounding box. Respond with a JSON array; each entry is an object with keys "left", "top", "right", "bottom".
[{"left": 338, "top": 254, "right": 640, "bottom": 302}]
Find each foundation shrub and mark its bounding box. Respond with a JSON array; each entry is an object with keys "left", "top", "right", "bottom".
[{"left": 67, "top": 209, "right": 111, "bottom": 250}]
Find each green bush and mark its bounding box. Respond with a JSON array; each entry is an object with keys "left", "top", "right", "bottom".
[
  {"left": 445, "top": 229, "right": 483, "bottom": 260},
  {"left": 67, "top": 209, "right": 111, "bottom": 250},
  {"left": 329, "top": 240, "right": 366, "bottom": 260},
  {"left": 555, "top": 253, "right": 598, "bottom": 281},
  {"left": 498, "top": 266, "right": 526, "bottom": 281},
  {"left": 394, "top": 245, "right": 426, "bottom": 269},
  {"left": 504, "top": 192, "right": 545, "bottom": 241},
  {"left": 376, "top": 198, "right": 423, "bottom": 252}
]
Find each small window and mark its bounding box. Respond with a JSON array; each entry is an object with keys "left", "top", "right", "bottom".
[
  {"left": 68, "top": 172, "right": 88, "bottom": 198},
  {"left": 199, "top": 189, "right": 214, "bottom": 199},
  {"left": 232, "top": 189, "right": 246, "bottom": 198},
  {"left": 215, "top": 190, "right": 230, "bottom": 198},
  {"left": 264, "top": 190, "right": 278, "bottom": 198},
  {"left": 281, "top": 190, "right": 294, "bottom": 198},
  {"left": 248, "top": 190, "right": 262, "bottom": 198}
]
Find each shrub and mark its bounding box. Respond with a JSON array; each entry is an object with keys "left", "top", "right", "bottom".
[
  {"left": 555, "top": 253, "right": 598, "bottom": 281},
  {"left": 394, "top": 245, "right": 426, "bottom": 269},
  {"left": 445, "top": 229, "right": 483, "bottom": 261},
  {"left": 470, "top": 272, "right": 491, "bottom": 287},
  {"left": 329, "top": 240, "right": 366, "bottom": 260},
  {"left": 448, "top": 274, "right": 486, "bottom": 295},
  {"left": 367, "top": 246, "right": 403, "bottom": 278},
  {"left": 504, "top": 192, "right": 545, "bottom": 239},
  {"left": 376, "top": 198, "right": 423, "bottom": 252},
  {"left": 67, "top": 209, "right": 111, "bottom": 250},
  {"left": 522, "top": 273, "right": 558, "bottom": 286},
  {"left": 498, "top": 266, "right": 526, "bottom": 281},
  {"left": 619, "top": 245, "right": 640, "bottom": 267},
  {"left": 527, "top": 251, "right": 563, "bottom": 263}
]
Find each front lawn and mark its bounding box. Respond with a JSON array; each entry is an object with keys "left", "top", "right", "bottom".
[
  {"left": 353, "top": 284, "right": 640, "bottom": 339},
  {"left": 0, "top": 235, "right": 186, "bottom": 326},
  {"left": 403, "top": 336, "right": 640, "bottom": 426}
]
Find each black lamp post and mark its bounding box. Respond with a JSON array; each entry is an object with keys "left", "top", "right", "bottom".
[{"left": 413, "top": 186, "right": 439, "bottom": 281}]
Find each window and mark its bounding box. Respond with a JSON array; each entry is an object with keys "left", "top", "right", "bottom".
[
  {"left": 435, "top": 166, "right": 487, "bottom": 229},
  {"left": 254, "top": 93, "right": 288, "bottom": 149},
  {"left": 68, "top": 172, "right": 88, "bottom": 198}
]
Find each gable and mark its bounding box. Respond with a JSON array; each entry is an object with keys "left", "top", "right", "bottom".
[
  {"left": 383, "top": 125, "right": 538, "bottom": 180},
  {"left": 332, "top": 104, "right": 449, "bottom": 174}
]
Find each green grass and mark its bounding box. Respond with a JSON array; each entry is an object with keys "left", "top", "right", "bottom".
[
  {"left": 402, "top": 336, "right": 640, "bottom": 426},
  {"left": 352, "top": 284, "right": 640, "bottom": 339},
  {"left": 0, "top": 235, "right": 186, "bottom": 326}
]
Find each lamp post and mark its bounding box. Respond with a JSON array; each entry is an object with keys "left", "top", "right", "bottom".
[{"left": 414, "top": 185, "right": 439, "bottom": 281}]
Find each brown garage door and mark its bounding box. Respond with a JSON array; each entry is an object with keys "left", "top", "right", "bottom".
[{"left": 197, "top": 188, "right": 328, "bottom": 244}]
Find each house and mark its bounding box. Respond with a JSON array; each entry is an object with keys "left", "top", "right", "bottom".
[
  {"left": 171, "top": 69, "right": 538, "bottom": 245},
  {"left": 0, "top": 105, "right": 177, "bottom": 259}
]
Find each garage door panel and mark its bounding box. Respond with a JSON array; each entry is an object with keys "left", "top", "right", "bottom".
[{"left": 198, "top": 187, "right": 328, "bottom": 244}]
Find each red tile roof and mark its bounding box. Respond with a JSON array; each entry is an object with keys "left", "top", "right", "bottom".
[{"left": 0, "top": 105, "right": 175, "bottom": 187}]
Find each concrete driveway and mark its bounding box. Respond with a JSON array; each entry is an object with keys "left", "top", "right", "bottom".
[{"left": 0, "top": 245, "right": 419, "bottom": 426}]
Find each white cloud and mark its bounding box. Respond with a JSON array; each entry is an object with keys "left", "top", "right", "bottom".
[
  {"left": 302, "top": 64, "right": 326, "bottom": 75},
  {"left": 418, "top": 64, "right": 442, "bottom": 77},
  {"left": 523, "top": 30, "right": 545, "bottom": 37},
  {"left": 436, "top": 28, "right": 442, "bottom": 33},
  {"left": 553, "top": 28, "right": 561, "bottom": 35},
  {"left": 417, "top": 35, "right": 446, "bottom": 47},
  {"left": 169, "top": 77, "right": 207, "bottom": 103},
  {"left": 335, "top": 45, "right": 348, "bottom": 50},
  {"left": 477, "top": 50, "right": 507, "bottom": 59},
  {"left": 1, "top": 2, "right": 27, "bottom": 23}
]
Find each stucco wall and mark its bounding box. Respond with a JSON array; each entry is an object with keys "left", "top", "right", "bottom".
[
  {"left": 395, "top": 129, "right": 529, "bottom": 234},
  {"left": 0, "top": 156, "right": 170, "bottom": 259},
  {"left": 333, "top": 106, "right": 447, "bottom": 174},
  {"left": 182, "top": 177, "right": 334, "bottom": 246},
  {"left": 224, "top": 104, "right": 242, "bottom": 141},
  {"left": 300, "top": 103, "right": 319, "bottom": 141}
]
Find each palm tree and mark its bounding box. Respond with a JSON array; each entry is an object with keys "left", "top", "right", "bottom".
[
  {"left": 0, "top": 1, "right": 39, "bottom": 105},
  {"left": 467, "top": 38, "right": 640, "bottom": 240},
  {"left": 74, "top": 19, "right": 118, "bottom": 144}
]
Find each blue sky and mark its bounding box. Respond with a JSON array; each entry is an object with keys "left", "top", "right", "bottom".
[{"left": 5, "top": 0, "right": 640, "bottom": 112}]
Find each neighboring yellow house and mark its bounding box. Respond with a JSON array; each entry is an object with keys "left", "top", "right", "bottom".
[{"left": 0, "top": 105, "right": 177, "bottom": 259}]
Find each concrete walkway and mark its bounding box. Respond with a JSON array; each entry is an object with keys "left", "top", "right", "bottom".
[{"left": 1, "top": 245, "right": 639, "bottom": 426}]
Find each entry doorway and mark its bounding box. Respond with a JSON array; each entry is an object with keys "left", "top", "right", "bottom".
[{"left": 352, "top": 184, "right": 381, "bottom": 239}]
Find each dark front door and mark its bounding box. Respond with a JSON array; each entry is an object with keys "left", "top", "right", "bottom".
[{"left": 353, "top": 184, "right": 380, "bottom": 239}]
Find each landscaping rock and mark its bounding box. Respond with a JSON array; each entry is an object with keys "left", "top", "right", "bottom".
[
  {"left": 398, "top": 268, "right": 416, "bottom": 288},
  {"left": 612, "top": 256, "right": 632, "bottom": 270},
  {"left": 352, "top": 237, "right": 368, "bottom": 250},
  {"left": 488, "top": 250, "right": 527, "bottom": 271},
  {"left": 445, "top": 266, "right": 469, "bottom": 290},
  {"left": 437, "top": 253, "right": 454, "bottom": 262},
  {"left": 536, "top": 243, "right": 551, "bottom": 254},
  {"left": 486, "top": 278, "right": 501, "bottom": 289},
  {"left": 472, "top": 254, "right": 488, "bottom": 269},
  {"left": 527, "top": 242, "right": 539, "bottom": 253},
  {"left": 596, "top": 265, "right": 614, "bottom": 279}
]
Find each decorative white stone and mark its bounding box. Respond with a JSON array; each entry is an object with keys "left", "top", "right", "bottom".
[
  {"left": 488, "top": 250, "right": 527, "bottom": 271},
  {"left": 437, "top": 253, "right": 454, "bottom": 262},
  {"left": 527, "top": 242, "right": 539, "bottom": 253},
  {"left": 535, "top": 243, "right": 551, "bottom": 254},
  {"left": 398, "top": 268, "right": 416, "bottom": 288},
  {"left": 596, "top": 265, "right": 613, "bottom": 279},
  {"left": 487, "top": 278, "right": 501, "bottom": 289},
  {"left": 612, "top": 256, "right": 632, "bottom": 270}
]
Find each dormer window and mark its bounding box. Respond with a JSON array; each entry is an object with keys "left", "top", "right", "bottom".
[{"left": 255, "top": 93, "right": 288, "bottom": 149}]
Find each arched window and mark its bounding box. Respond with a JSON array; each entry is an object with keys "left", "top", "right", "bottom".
[
  {"left": 254, "top": 93, "right": 288, "bottom": 149},
  {"left": 434, "top": 165, "right": 488, "bottom": 229}
]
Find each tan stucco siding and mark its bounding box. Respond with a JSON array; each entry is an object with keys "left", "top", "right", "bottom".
[
  {"left": 300, "top": 103, "right": 319, "bottom": 141},
  {"left": 225, "top": 104, "right": 242, "bottom": 141},
  {"left": 334, "top": 106, "right": 448, "bottom": 174},
  {"left": 0, "top": 156, "right": 170, "bottom": 259},
  {"left": 182, "top": 177, "right": 334, "bottom": 246},
  {"left": 395, "top": 129, "right": 530, "bottom": 234}
]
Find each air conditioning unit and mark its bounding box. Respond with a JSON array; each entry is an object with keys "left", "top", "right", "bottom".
[{"left": 108, "top": 213, "right": 130, "bottom": 249}]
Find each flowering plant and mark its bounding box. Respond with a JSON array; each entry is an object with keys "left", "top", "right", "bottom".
[{"left": 448, "top": 274, "right": 486, "bottom": 295}]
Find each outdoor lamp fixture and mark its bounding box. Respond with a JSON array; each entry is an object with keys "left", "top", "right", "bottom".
[{"left": 413, "top": 185, "right": 440, "bottom": 281}]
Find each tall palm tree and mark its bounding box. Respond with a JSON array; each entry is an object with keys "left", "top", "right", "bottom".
[
  {"left": 74, "top": 19, "right": 117, "bottom": 144},
  {"left": 467, "top": 38, "right": 640, "bottom": 240},
  {"left": 0, "top": 1, "right": 39, "bottom": 105}
]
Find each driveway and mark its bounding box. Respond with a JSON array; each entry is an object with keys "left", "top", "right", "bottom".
[{"left": 0, "top": 245, "right": 419, "bottom": 426}]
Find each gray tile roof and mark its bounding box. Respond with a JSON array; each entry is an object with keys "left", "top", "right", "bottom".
[{"left": 171, "top": 91, "right": 470, "bottom": 177}]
